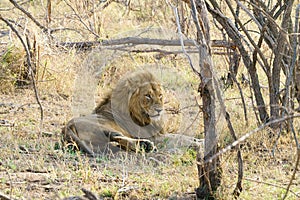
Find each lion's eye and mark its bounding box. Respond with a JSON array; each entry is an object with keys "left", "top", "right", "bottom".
[{"left": 145, "top": 94, "right": 152, "bottom": 100}]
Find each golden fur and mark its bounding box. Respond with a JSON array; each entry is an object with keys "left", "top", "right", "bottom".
[
  {"left": 62, "top": 70, "right": 204, "bottom": 156},
  {"left": 62, "top": 70, "right": 165, "bottom": 155}
]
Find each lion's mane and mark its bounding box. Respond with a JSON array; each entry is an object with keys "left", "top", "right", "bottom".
[
  {"left": 94, "top": 70, "right": 165, "bottom": 139},
  {"left": 62, "top": 70, "right": 203, "bottom": 155}
]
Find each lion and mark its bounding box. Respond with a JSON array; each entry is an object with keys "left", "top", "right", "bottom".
[{"left": 62, "top": 70, "right": 203, "bottom": 156}]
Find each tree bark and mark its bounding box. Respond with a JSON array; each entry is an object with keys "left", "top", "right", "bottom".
[
  {"left": 270, "top": 0, "right": 294, "bottom": 128},
  {"left": 188, "top": 0, "right": 222, "bottom": 198}
]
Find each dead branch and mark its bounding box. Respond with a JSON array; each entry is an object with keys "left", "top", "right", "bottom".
[
  {"left": 283, "top": 148, "right": 300, "bottom": 199},
  {"left": 224, "top": 112, "right": 243, "bottom": 198},
  {"left": 244, "top": 177, "right": 300, "bottom": 198},
  {"left": 63, "top": 0, "right": 100, "bottom": 39},
  {"left": 206, "top": 1, "right": 270, "bottom": 123},
  {"left": 213, "top": 64, "right": 244, "bottom": 197},
  {"left": 0, "top": 120, "right": 13, "bottom": 127},
  {"left": 270, "top": 0, "right": 294, "bottom": 130},
  {"left": 109, "top": 46, "right": 199, "bottom": 55},
  {"left": 8, "top": 0, "right": 48, "bottom": 33},
  {"left": 0, "top": 15, "right": 44, "bottom": 133},
  {"left": 0, "top": 193, "right": 14, "bottom": 200},
  {"left": 171, "top": 1, "right": 200, "bottom": 76},
  {"left": 62, "top": 188, "right": 99, "bottom": 200},
  {"left": 231, "top": 71, "right": 248, "bottom": 125},
  {"left": 46, "top": 0, "right": 51, "bottom": 24},
  {"left": 58, "top": 37, "right": 235, "bottom": 52},
  {"left": 81, "top": 188, "right": 98, "bottom": 200},
  {"left": 224, "top": 0, "right": 271, "bottom": 76},
  {"left": 204, "top": 114, "right": 300, "bottom": 164},
  {"left": 247, "top": 71, "right": 261, "bottom": 126}
]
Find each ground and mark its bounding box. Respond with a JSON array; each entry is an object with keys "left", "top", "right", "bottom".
[
  {"left": 0, "top": 88, "right": 201, "bottom": 199},
  {"left": 0, "top": 83, "right": 299, "bottom": 200}
]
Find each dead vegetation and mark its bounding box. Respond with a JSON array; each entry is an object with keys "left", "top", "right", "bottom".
[{"left": 0, "top": 0, "right": 300, "bottom": 199}]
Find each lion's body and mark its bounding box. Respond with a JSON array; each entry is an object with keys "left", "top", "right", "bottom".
[
  {"left": 62, "top": 70, "right": 165, "bottom": 155},
  {"left": 62, "top": 70, "right": 203, "bottom": 155}
]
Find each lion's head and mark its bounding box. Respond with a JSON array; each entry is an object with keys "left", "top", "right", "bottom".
[
  {"left": 111, "top": 70, "right": 164, "bottom": 128},
  {"left": 129, "top": 80, "right": 163, "bottom": 126}
]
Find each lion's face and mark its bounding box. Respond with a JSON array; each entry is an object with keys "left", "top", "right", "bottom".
[{"left": 129, "top": 82, "right": 164, "bottom": 126}]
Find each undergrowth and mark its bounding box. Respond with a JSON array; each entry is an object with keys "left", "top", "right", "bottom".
[{"left": 0, "top": 0, "right": 299, "bottom": 199}]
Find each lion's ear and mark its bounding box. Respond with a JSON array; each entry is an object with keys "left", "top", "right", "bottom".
[
  {"left": 125, "top": 79, "right": 139, "bottom": 99},
  {"left": 127, "top": 87, "right": 139, "bottom": 107},
  {"left": 130, "top": 87, "right": 139, "bottom": 98},
  {"left": 125, "top": 78, "right": 135, "bottom": 88}
]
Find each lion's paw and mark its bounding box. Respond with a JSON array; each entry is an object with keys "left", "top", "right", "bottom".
[{"left": 138, "top": 140, "right": 157, "bottom": 153}]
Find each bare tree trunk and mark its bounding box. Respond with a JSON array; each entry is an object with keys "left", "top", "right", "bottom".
[
  {"left": 270, "top": 0, "right": 295, "bottom": 129},
  {"left": 188, "top": 0, "right": 222, "bottom": 198}
]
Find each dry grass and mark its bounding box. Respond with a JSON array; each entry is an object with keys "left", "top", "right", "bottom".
[
  {"left": 1, "top": 88, "right": 299, "bottom": 199},
  {"left": 0, "top": 89, "right": 199, "bottom": 199},
  {"left": 1, "top": 0, "right": 300, "bottom": 199}
]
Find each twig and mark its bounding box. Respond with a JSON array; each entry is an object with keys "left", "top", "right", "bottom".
[
  {"left": 62, "top": 188, "right": 99, "bottom": 200},
  {"left": 244, "top": 177, "right": 300, "bottom": 198},
  {"left": 248, "top": 1, "right": 283, "bottom": 30},
  {"left": 8, "top": 0, "right": 48, "bottom": 33},
  {"left": 183, "top": 109, "right": 201, "bottom": 135},
  {"left": 225, "top": 112, "right": 243, "bottom": 198},
  {"left": 212, "top": 64, "right": 244, "bottom": 197},
  {"left": 282, "top": 148, "right": 300, "bottom": 200},
  {"left": 7, "top": 169, "right": 12, "bottom": 199},
  {"left": 230, "top": 69, "right": 248, "bottom": 125},
  {"left": 0, "top": 193, "right": 14, "bottom": 200},
  {"left": 49, "top": 27, "right": 82, "bottom": 34},
  {"left": 0, "top": 0, "right": 30, "bottom": 11},
  {"left": 170, "top": 2, "right": 200, "bottom": 76},
  {"left": 249, "top": 78, "right": 261, "bottom": 125},
  {"left": 63, "top": 0, "right": 100, "bottom": 39},
  {"left": 0, "top": 15, "right": 44, "bottom": 133},
  {"left": 82, "top": 188, "right": 98, "bottom": 200},
  {"left": 236, "top": 0, "right": 275, "bottom": 47},
  {"left": 225, "top": 0, "right": 270, "bottom": 71},
  {"left": 206, "top": 1, "right": 270, "bottom": 123},
  {"left": 0, "top": 120, "right": 13, "bottom": 127},
  {"left": 204, "top": 114, "right": 300, "bottom": 164}
]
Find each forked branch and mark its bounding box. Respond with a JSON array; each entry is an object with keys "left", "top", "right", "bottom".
[{"left": 8, "top": 0, "right": 48, "bottom": 33}]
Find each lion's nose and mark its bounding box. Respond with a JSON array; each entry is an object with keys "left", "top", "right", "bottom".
[{"left": 155, "top": 108, "right": 163, "bottom": 113}]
